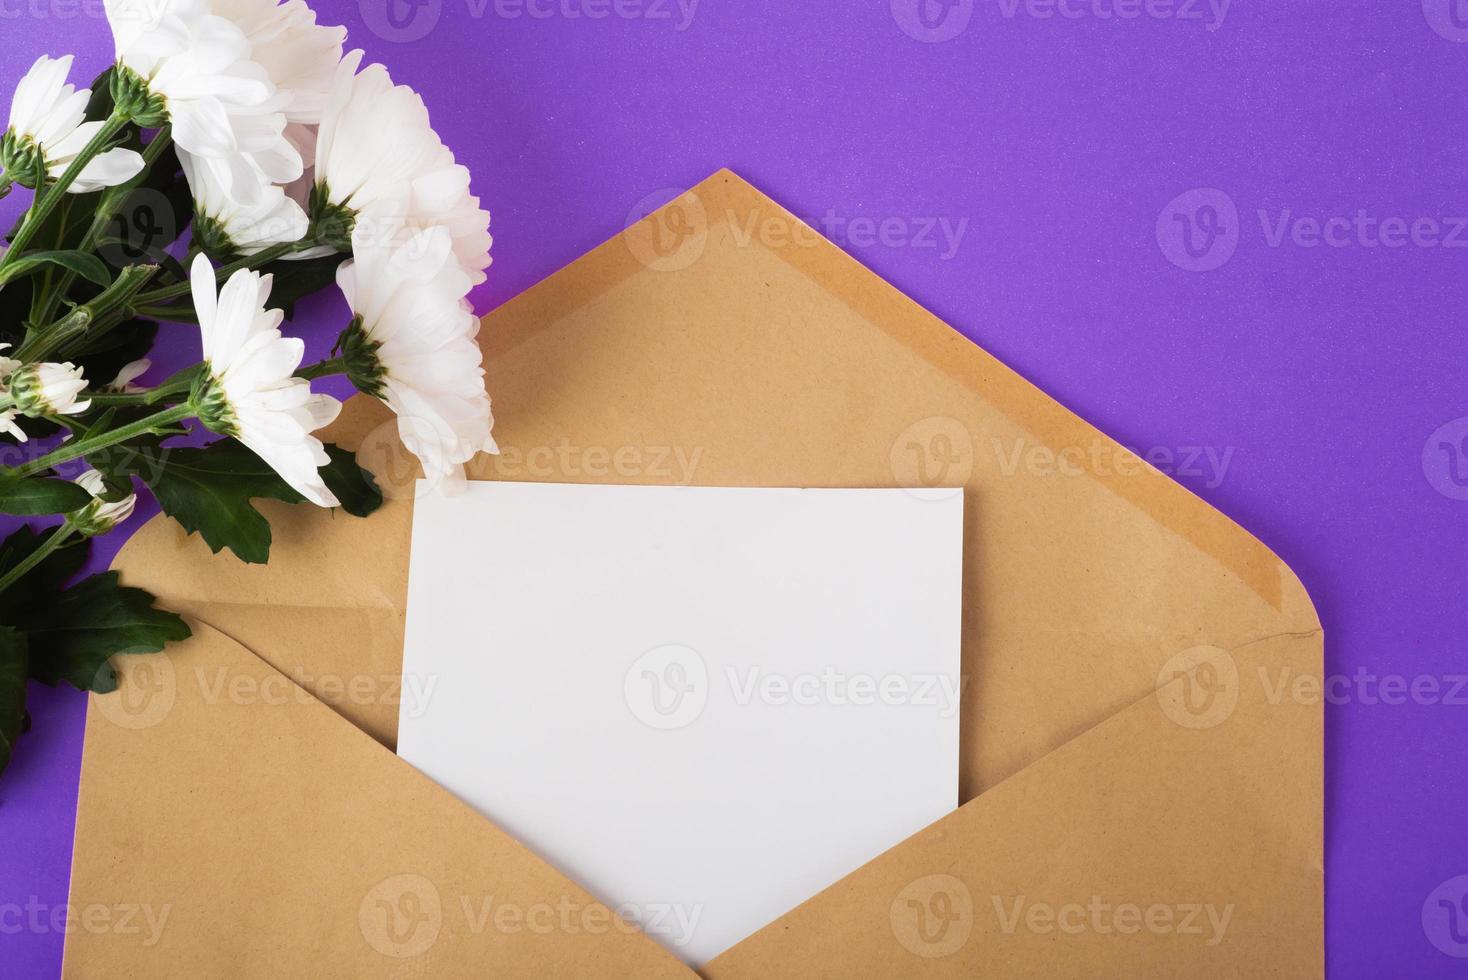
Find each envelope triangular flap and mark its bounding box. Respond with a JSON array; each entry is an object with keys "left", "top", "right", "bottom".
[
  {"left": 64, "top": 621, "right": 694, "bottom": 978},
  {"left": 70, "top": 170, "right": 1321, "bottom": 976}
]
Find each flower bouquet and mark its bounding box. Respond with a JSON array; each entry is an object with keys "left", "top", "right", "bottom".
[{"left": 0, "top": 0, "right": 495, "bottom": 777}]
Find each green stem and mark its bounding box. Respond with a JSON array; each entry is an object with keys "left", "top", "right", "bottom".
[
  {"left": 32, "top": 125, "right": 174, "bottom": 328},
  {"left": 131, "top": 303, "right": 197, "bottom": 323},
  {"left": 0, "top": 174, "right": 12, "bottom": 199},
  {"left": 131, "top": 239, "right": 307, "bottom": 305},
  {"left": 0, "top": 112, "right": 129, "bottom": 275},
  {"left": 0, "top": 524, "right": 76, "bottom": 596},
  {"left": 296, "top": 357, "right": 348, "bottom": 381},
  {"left": 16, "top": 264, "right": 160, "bottom": 362},
  {"left": 10, "top": 403, "right": 194, "bottom": 480},
  {"left": 85, "top": 365, "right": 201, "bottom": 407}
]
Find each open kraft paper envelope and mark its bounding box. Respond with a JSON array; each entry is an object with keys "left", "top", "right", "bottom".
[{"left": 64, "top": 170, "right": 1323, "bottom": 978}]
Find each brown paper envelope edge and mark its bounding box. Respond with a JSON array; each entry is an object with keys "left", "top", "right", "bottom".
[
  {"left": 67, "top": 169, "right": 1322, "bottom": 976},
  {"left": 63, "top": 619, "right": 696, "bottom": 979}
]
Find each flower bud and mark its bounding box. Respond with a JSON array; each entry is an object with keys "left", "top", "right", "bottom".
[
  {"left": 8, "top": 362, "right": 90, "bottom": 417},
  {"left": 71, "top": 469, "right": 136, "bottom": 537}
]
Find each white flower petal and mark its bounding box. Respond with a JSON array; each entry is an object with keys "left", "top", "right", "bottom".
[
  {"left": 314, "top": 53, "right": 491, "bottom": 283},
  {"left": 68, "top": 147, "right": 146, "bottom": 193},
  {"left": 190, "top": 253, "right": 339, "bottom": 507},
  {"left": 105, "top": 0, "right": 300, "bottom": 203},
  {"left": 339, "top": 220, "right": 496, "bottom": 484}
]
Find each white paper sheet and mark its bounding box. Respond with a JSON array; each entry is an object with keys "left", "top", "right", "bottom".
[{"left": 398, "top": 481, "right": 963, "bottom": 966}]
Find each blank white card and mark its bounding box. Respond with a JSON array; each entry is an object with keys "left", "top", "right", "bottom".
[{"left": 398, "top": 481, "right": 963, "bottom": 966}]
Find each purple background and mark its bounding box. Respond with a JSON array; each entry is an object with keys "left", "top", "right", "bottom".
[{"left": 3, "top": 1, "right": 1466, "bottom": 975}]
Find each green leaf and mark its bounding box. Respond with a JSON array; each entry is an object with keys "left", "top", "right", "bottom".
[
  {"left": 95, "top": 437, "right": 380, "bottom": 564},
  {"left": 74, "top": 318, "right": 158, "bottom": 390},
  {"left": 16, "top": 571, "right": 188, "bottom": 693},
  {"left": 0, "top": 626, "right": 27, "bottom": 778},
  {"left": 0, "top": 526, "right": 88, "bottom": 603},
  {"left": 0, "top": 527, "right": 186, "bottom": 697},
  {"left": 0, "top": 249, "right": 112, "bottom": 286},
  {"left": 256, "top": 252, "right": 343, "bottom": 318},
  {"left": 321, "top": 444, "right": 383, "bottom": 518},
  {"left": 0, "top": 477, "right": 94, "bottom": 516}
]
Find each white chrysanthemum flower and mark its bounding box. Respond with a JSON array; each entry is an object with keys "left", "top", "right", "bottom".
[
  {"left": 314, "top": 51, "right": 492, "bottom": 283},
  {"left": 73, "top": 468, "right": 138, "bottom": 536},
  {"left": 104, "top": 0, "right": 300, "bottom": 205},
  {"left": 2, "top": 55, "right": 144, "bottom": 192},
  {"left": 208, "top": 0, "right": 344, "bottom": 125},
  {"left": 180, "top": 148, "right": 306, "bottom": 255},
  {"left": 190, "top": 253, "right": 340, "bottom": 506},
  {"left": 9, "top": 361, "right": 91, "bottom": 417},
  {"left": 336, "top": 216, "right": 495, "bottom": 488}
]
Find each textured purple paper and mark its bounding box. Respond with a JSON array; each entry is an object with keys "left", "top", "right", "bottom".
[{"left": 2, "top": 3, "right": 1466, "bottom": 976}]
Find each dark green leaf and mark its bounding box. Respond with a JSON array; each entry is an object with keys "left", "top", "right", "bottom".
[
  {"left": 0, "top": 526, "right": 89, "bottom": 606},
  {"left": 112, "top": 438, "right": 299, "bottom": 564},
  {"left": 0, "top": 626, "right": 27, "bottom": 778},
  {"left": 0, "top": 249, "right": 111, "bottom": 286},
  {"left": 83, "top": 67, "right": 118, "bottom": 120},
  {"left": 97, "top": 437, "right": 381, "bottom": 564},
  {"left": 0, "top": 477, "right": 94, "bottom": 516},
  {"left": 17, "top": 571, "right": 189, "bottom": 693},
  {"left": 321, "top": 444, "right": 383, "bottom": 518},
  {"left": 74, "top": 318, "right": 158, "bottom": 389},
  {"left": 5, "top": 188, "right": 99, "bottom": 250},
  {"left": 257, "top": 253, "right": 343, "bottom": 318}
]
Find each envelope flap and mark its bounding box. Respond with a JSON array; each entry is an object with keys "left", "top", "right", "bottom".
[
  {"left": 64, "top": 618, "right": 695, "bottom": 978},
  {"left": 702, "top": 628, "right": 1323, "bottom": 977}
]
